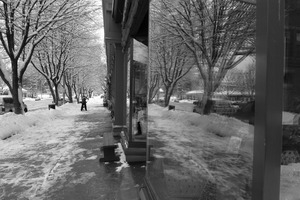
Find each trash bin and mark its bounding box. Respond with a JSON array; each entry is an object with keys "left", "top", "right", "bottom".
[{"left": 48, "top": 104, "right": 56, "bottom": 110}]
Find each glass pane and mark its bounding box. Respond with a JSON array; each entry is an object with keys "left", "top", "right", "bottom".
[
  {"left": 280, "top": 0, "right": 300, "bottom": 199},
  {"left": 126, "top": 40, "right": 132, "bottom": 140},
  {"left": 147, "top": 0, "right": 255, "bottom": 199},
  {"left": 126, "top": 39, "right": 148, "bottom": 142}
]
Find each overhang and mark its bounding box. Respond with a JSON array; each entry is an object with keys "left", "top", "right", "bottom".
[
  {"left": 102, "top": 0, "right": 149, "bottom": 49},
  {"left": 121, "top": 0, "right": 149, "bottom": 47}
]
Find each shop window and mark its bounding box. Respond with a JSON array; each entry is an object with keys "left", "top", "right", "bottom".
[
  {"left": 147, "top": 0, "right": 255, "bottom": 199},
  {"left": 126, "top": 39, "right": 148, "bottom": 143},
  {"left": 280, "top": 1, "right": 300, "bottom": 199}
]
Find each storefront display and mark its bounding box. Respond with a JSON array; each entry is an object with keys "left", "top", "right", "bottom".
[
  {"left": 103, "top": 0, "right": 300, "bottom": 199},
  {"left": 126, "top": 39, "right": 148, "bottom": 143},
  {"left": 146, "top": 0, "right": 255, "bottom": 199}
]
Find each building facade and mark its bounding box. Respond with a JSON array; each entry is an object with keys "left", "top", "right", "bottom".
[{"left": 102, "top": 0, "right": 300, "bottom": 199}]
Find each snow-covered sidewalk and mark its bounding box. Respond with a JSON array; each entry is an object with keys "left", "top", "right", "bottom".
[
  {"left": 147, "top": 104, "right": 300, "bottom": 200},
  {"left": 0, "top": 98, "right": 144, "bottom": 200}
]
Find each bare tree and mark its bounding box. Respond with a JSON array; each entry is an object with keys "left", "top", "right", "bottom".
[
  {"left": 148, "top": 69, "right": 160, "bottom": 103},
  {"left": 0, "top": 0, "right": 95, "bottom": 114},
  {"left": 23, "top": 65, "right": 46, "bottom": 98},
  {"left": 242, "top": 61, "right": 255, "bottom": 97},
  {"left": 176, "top": 67, "right": 201, "bottom": 97},
  {"left": 218, "top": 60, "right": 256, "bottom": 100},
  {"left": 31, "top": 24, "right": 78, "bottom": 105},
  {"left": 154, "top": 37, "right": 194, "bottom": 106},
  {"left": 65, "top": 42, "right": 105, "bottom": 103},
  {"left": 154, "top": 0, "right": 255, "bottom": 114},
  {"left": 218, "top": 68, "right": 243, "bottom": 95},
  {"left": 150, "top": 2, "right": 194, "bottom": 106}
]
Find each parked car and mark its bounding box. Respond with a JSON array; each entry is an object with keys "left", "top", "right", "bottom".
[
  {"left": 193, "top": 99, "right": 238, "bottom": 115},
  {"left": 0, "top": 96, "right": 28, "bottom": 114}
]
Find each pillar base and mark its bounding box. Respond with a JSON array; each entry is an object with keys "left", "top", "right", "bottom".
[{"left": 112, "top": 124, "right": 127, "bottom": 137}]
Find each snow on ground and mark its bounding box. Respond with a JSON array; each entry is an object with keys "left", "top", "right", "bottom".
[
  {"left": 1, "top": 97, "right": 299, "bottom": 199},
  {"left": 0, "top": 97, "right": 112, "bottom": 199},
  {"left": 148, "top": 104, "right": 253, "bottom": 198},
  {"left": 23, "top": 97, "right": 53, "bottom": 111},
  {"left": 148, "top": 103, "right": 300, "bottom": 200}
]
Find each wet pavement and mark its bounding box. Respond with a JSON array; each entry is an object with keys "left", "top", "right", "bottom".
[{"left": 0, "top": 102, "right": 145, "bottom": 200}]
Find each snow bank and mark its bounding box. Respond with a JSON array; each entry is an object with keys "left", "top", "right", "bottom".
[
  {"left": 0, "top": 104, "right": 66, "bottom": 140},
  {"left": 148, "top": 103, "right": 300, "bottom": 199},
  {"left": 148, "top": 103, "right": 254, "bottom": 199},
  {"left": 149, "top": 103, "right": 253, "bottom": 138},
  {"left": 0, "top": 97, "right": 104, "bottom": 140}
]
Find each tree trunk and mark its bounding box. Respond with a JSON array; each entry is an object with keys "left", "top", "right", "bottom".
[
  {"left": 88, "top": 89, "right": 93, "bottom": 98},
  {"left": 164, "top": 83, "right": 176, "bottom": 107},
  {"left": 164, "top": 86, "right": 170, "bottom": 107},
  {"left": 11, "top": 61, "right": 22, "bottom": 114},
  {"left": 201, "top": 80, "right": 214, "bottom": 115},
  {"left": 148, "top": 86, "right": 159, "bottom": 103},
  {"left": 47, "top": 79, "right": 56, "bottom": 103},
  {"left": 148, "top": 73, "right": 160, "bottom": 103},
  {"left": 72, "top": 81, "right": 79, "bottom": 103},
  {"left": 202, "top": 95, "right": 214, "bottom": 114},
  {"left": 67, "top": 84, "right": 73, "bottom": 103},
  {"left": 54, "top": 84, "right": 59, "bottom": 105}
]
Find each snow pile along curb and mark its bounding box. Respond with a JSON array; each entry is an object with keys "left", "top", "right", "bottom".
[{"left": 0, "top": 108, "right": 63, "bottom": 140}]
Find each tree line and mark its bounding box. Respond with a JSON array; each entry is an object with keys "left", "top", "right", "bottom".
[
  {"left": 0, "top": 0, "right": 105, "bottom": 114},
  {"left": 149, "top": 0, "right": 256, "bottom": 114}
]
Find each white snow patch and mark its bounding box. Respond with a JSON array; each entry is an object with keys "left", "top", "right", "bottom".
[
  {"left": 86, "top": 155, "right": 98, "bottom": 160},
  {"left": 0, "top": 97, "right": 105, "bottom": 199},
  {"left": 70, "top": 172, "right": 96, "bottom": 184},
  {"left": 115, "top": 143, "right": 129, "bottom": 173}
]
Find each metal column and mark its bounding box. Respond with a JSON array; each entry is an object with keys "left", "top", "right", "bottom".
[
  {"left": 252, "top": 0, "right": 284, "bottom": 199},
  {"left": 113, "top": 43, "right": 127, "bottom": 134}
]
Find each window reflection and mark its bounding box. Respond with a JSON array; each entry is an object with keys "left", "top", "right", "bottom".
[
  {"left": 280, "top": 0, "right": 300, "bottom": 199},
  {"left": 126, "top": 39, "right": 148, "bottom": 144},
  {"left": 147, "top": 0, "right": 255, "bottom": 199}
]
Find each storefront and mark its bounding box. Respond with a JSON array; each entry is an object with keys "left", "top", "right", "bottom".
[{"left": 102, "top": 0, "right": 300, "bottom": 199}]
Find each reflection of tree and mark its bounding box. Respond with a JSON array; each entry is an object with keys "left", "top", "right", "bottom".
[
  {"left": 242, "top": 62, "right": 256, "bottom": 97},
  {"left": 219, "top": 68, "right": 243, "bottom": 95},
  {"left": 149, "top": 3, "right": 162, "bottom": 104},
  {"left": 219, "top": 61, "right": 256, "bottom": 99},
  {"left": 155, "top": 39, "right": 194, "bottom": 106},
  {"left": 148, "top": 70, "right": 160, "bottom": 103},
  {"left": 150, "top": 3, "right": 194, "bottom": 106},
  {"left": 154, "top": 0, "right": 255, "bottom": 114},
  {"left": 176, "top": 67, "right": 202, "bottom": 98}
]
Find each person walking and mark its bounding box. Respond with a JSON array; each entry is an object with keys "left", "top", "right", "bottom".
[{"left": 81, "top": 96, "right": 87, "bottom": 111}]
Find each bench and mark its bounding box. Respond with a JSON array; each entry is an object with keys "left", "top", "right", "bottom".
[{"left": 99, "top": 132, "right": 119, "bottom": 162}]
